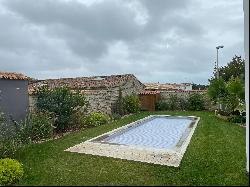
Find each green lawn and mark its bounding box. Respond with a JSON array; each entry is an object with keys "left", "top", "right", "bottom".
[{"left": 14, "top": 111, "right": 248, "bottom": 186}]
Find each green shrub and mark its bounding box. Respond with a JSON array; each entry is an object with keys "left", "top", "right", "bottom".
[
  {"left": 35, "top": 86, "right": 88, "bottom": 132},
  {"left": 83, "top": 112, "right": 110, "bottom": 127},
  {"left": 0, "top": 112, "right": 21, "bottom": 158},
  {"left": 0, "top": 158, "right": 24, "bottom": 186},
  {"left": 18, "top": 111, "right": 55, "bottom": 143},
  {"left": 68, "top": 110, "right": 86, "bottom": 130},
  {"left": 168, "top": 95, "right": 179, "bottom": 110},
  {"left": 156, "top": 101, "right": 169, "bottom": 111},
  {"left": 178, "top": 97, "right": 189, "bottom": 111},
  {"left": 228, "top": 115, "right": 246, "bottom": 124},
  {"left": 123, "top": 95, "right": 140, "bottom": 114},
  {"left": 187, "top": 93, "right": 205, "bottom": 111}
]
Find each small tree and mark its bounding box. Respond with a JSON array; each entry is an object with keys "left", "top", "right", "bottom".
[
  {"left": 224, "top": 77, "right": 245, "bottom": 113},
  {"left": 35, "top": 86, "right": 88, "bottom": 132},
  {"left": 114, "top": 87, "right": 125, "bottom": 116},
  {"left": 123, "top": 94, "right": 140, "bottom": 114},
  {"left": 207, "top": 78, "right": 228, "bottom": 105},
  {"left": 209, "top": 55, "right": 245, "bottom": 82}
]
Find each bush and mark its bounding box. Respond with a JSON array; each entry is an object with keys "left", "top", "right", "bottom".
[
  {"left": 83, "top": 112, "right": 110, "bottom": 127},
  {"left": 178, "top": 97, "right": 189, "bottom": 111},
  {"left": 35, "top": 86, "right": 88, "bottom": 132},
  {"left": 168, "top": 95, "right": 179, "bottom": 110},
  {"left": 187, "top": 93, "right": 205, "bottom": 111},
  {"left": 0, "top": 158, "right": 24, "bottom": 186},
  {"left": 0, "top": 111, "right": 21, "bottom": 158},
  {"left": 68, "top": 110, "right": 86, "bottom": 130},
  {"left": 156, "top": 101, "right": 169, "bottom": 111},
  {"left": 18, "top": 111, "right": 55, "bottom": 143},
  {"left": 231, "top": 110, "right": 241, "bottom": 116},
  {"left": 123, "top": 95, "right": 141, "bottom": 114},
  {"left": 228, "top": 115, "right": 246, "bottom": 124}
]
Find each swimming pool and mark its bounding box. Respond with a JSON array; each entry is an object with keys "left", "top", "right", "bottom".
[{"left": 65, "top": 115, "right": 200, "bottom": 167}]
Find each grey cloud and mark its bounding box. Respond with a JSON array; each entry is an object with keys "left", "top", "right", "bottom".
[
  {"left": 3, "top": 0, "right": 143, "bottom": 59},
  {"left": 0, "top": 0, "right": 245, "bottom": 84}
]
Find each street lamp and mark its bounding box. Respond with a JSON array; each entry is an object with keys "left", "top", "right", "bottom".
[
  {"left": 216, "top": 45, "right": 224, "bottom": 79},
  {"left": 215, "top": 45, "right": 224, "bottom": 111}
]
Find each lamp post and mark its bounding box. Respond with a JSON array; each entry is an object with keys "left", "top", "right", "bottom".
[
  {"left": 216, "top": 45, "right": 224, "bottom": 111},
  {"left": 216, "top": 45, "right": 224, "bottom": 79}
]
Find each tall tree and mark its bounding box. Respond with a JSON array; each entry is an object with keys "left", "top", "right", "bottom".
[{"left": 209, "top": 55, "right": 245, "bottom": 82}]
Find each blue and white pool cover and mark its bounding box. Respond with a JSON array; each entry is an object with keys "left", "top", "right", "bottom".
[
  {"left": 65, "top": 115, "right": 200, "bottom": 167},
  {"left": 104, "top": 117, "right": 192, "bottom": 149}
]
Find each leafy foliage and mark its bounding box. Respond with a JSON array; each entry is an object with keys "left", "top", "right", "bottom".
[
  {"left": 156, "top": 100, "right": 169, "bottom": 111},
  {"left": 178, "top": 97, "right": 190, "bottom": 111},
  {"left": 224, "top": 77, "right": 245, "bottom": 113},
  {"left": 228, "top": 115, "right": 246, "bottom": 124},
  {"left": 123, "top": 94, "right": 141, "bottom": 114},
  {"left": 0, "top": 111, "right": 21, "bottom": 158},
  {"left": 192, "top": 83, "right": 208, "bottom": 90},
  {"left": 82, "top": 112, "right": 110, "bottom": 127},
  {"left": 18, "top": 111, "right": 55, "bottom": 143},
  {"left": 187, "top": 93, "right": 205, "bottom": 111},
  {"left": 207, "top": 78, "right": 228, "bottom": 104},
  {"left": 35, "top": 86, "right": 88, "bottom": 131},
  {"left": 156, "top": 94, "right": 205, "bottom": 111},
  {"left": 208, "top": 55, "right": 246, "bottom": 115},
  {"left": 0, "top": 158, "right": 24, "bottom": 186},
  {"left": 208, "top": 76, "right": 245, "bottom": 113},
  {"left": 68, "top": 110, "right": 86, "bottom": 130},
  {"left": 168, "top": 95, "right": 179, "bottom": 110},
  {"left": 210, "top": 55, "right": 245, "bottom": 82}
]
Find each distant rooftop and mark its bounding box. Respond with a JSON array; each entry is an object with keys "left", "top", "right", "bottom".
[
  {"left": 0, "top": 72, "right": 28, "bottom": 80},
  {"left": 144, "top": 82, "right": 193, "bottom": 91}
]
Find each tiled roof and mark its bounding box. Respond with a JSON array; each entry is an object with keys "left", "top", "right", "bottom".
[
  {"left": 28, "top": 74, "right": 144, "bottom": 95},
  {"left": 144, "top": 82, "right": 192, "bottom": 90},
  {"left": 0, "top": 72, "right": 28, "bottom": 80},
  {"left": 139, "top": 90, "right": 160, "bottom": 95},
  {"left": 144, "top": 83, "right": 176, "bottom": 90},
  {"left": 163, "top": 90, "right": 206, "bottom": 93}
]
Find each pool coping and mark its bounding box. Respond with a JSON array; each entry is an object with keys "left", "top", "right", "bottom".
[{"left": 65, "top": 115, "right": 200, "bottom": 167}]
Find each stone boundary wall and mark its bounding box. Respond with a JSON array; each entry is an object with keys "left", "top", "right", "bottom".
[
  {"left": 28, "top": 77, "right": 144, "bottom": 115},
  {"left": 28, "top": 95, "right": 37, "bottom": 112},
  {"left": 85, "top": 78, "right": 144, "bottom": 115}
]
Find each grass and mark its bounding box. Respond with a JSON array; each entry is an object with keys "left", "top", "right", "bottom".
[{"left": 14, "top": 111, "right": 248, "bottom": 186}]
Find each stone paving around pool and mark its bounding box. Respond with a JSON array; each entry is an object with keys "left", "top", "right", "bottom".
[{"left": 65, "top": 115, "right": 200, "bottom": 167}]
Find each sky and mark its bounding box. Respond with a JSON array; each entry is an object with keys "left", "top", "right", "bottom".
[{"left": 0, "top": 0, "right": 244, "bottom": 84}]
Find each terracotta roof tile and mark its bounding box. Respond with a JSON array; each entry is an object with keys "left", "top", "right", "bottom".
[
  {"left": 0, "top": 72, "right": 28, "bottom": 80},
  {"left": 139, "top": 90, "right": 160, "bottom": 95},
  {"left": 28, "top": 74, "right": 144, "bottom": 95}
]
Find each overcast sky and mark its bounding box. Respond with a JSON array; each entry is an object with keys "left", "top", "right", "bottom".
[{"left": 0, "top": 0, "right": 244, "bottom": 84}]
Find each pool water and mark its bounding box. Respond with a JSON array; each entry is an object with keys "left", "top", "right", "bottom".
[{"left": 103, "top": 117, "right": 193, "bottom": 149}]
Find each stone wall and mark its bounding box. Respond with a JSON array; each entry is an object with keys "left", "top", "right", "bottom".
[
  {"left": 28, "top": 76, "right": 145, "bottom": 115},
  {"left": 28, "top": 95, "right": 37, "bottom": 112},
  {"left": 84, "top": 77, "right": 144, "bottom": 115}
]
